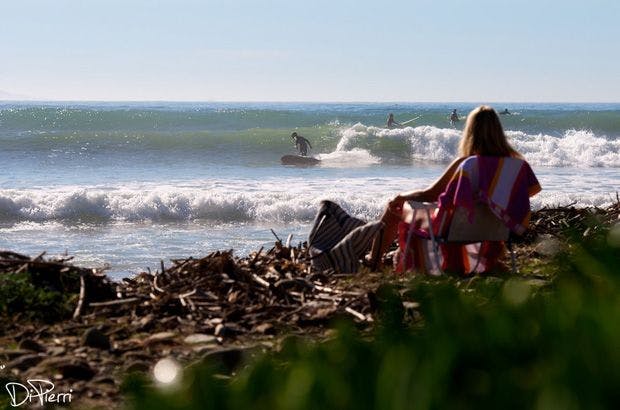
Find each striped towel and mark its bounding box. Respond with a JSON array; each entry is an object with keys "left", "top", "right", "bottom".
[
  {"left": 309, "top": 200, "right": 384, "bottom": 274},
  {"left": 437, "top": 155, "right": 541, "bottom": 236},
  {"left": 397, "top": 155, "right": 541, "bottom": 275}
]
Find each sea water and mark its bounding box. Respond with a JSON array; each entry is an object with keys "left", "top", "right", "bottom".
[{"left": 1, "top": 102, "right": 618, "bottom": 278}]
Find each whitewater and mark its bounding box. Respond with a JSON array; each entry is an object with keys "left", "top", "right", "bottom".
[{"left": 1, "top": 102, "right": 618, "bottom": 277}]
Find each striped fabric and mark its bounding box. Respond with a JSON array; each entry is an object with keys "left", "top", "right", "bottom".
[
  {"left": 308, "top": 200, "right": 384, "bottom": 274},
  {"left": 397, "top": 155, "right": 541, "bottom": 275},
  {"left": 437, "top": 156, "right": 541, "bottom": 236}
]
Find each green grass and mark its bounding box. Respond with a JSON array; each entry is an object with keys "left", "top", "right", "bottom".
[
  {"left": 0, "top": 272, "right": 76, "bottom": 325},
  {"left": 122, "top": 223, "right": 620, "bottom": 409}
]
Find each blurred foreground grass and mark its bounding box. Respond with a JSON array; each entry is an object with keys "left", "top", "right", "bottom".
[{"left": 123, "top": 223, "right": 620, "bottom": 409}]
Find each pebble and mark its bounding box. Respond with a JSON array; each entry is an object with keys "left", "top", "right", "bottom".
[
  {"left": 183, "top": 333, "right": 217, "bottom": 344},
  {"left": 82, "top": 327, "right": 111, "bottom": 350}
]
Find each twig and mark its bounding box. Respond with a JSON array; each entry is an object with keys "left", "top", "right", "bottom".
[
  {"left": 345, "top": 306, "right": 367, "bottom": 321},
  {"left": 250, "top": 247, "right": 264, "bottom": 265},
  {"left": 270, "top": 229, "right": 282, "bottom": 243},
  {"left": 89, "top": 298, "right": 141, "bottom": 307},
  {"left": 73, "top": 274, "right": 86, "bottom": 319},
  {"left": 252, "top": 274, "right": 270, "bottom": 288}
]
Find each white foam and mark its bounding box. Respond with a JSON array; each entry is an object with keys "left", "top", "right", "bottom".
[
  {"left": 334, "top": 124, "right": 620, "bottom": 168},
  {"left": 1, "top": 168, "right": 617, "bottom": 226},
  {"left": 317, "top": 148, "right": 380, "bottom": 167},
  {"left": 509, "top": 129, "right": 620, "bottom": 167}
]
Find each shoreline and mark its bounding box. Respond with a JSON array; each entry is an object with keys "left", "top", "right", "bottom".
[{"left": 0, "top": 203, "right": 618, "bottom": 408}]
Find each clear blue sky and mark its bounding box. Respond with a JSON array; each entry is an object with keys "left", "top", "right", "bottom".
[{"left": 1, "top": 0, "right": 618, "bottom": 102}]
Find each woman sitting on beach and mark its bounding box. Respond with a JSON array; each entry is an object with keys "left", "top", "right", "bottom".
[{"left": 370, "top": 105, "right": 541, "bottom": 274}]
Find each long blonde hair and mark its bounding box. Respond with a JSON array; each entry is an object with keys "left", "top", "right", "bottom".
[{"left": 458, "top": 105, "right": 521, "bottom": 158}]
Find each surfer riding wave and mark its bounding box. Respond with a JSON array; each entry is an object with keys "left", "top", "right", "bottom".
[{"left": 291, "top": 132, "right": 312, "bottom": 156}]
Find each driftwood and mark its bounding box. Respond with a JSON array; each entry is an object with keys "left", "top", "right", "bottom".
[
  {"left": 0, "top": 203, "right": 617, "bottom": 407},
  {"left": 1, "top": 202, "right": 618, "bottom": 331}
]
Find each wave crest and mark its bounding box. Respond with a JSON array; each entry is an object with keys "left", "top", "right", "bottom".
[{"left": 334, "top": 124, "right": 620, "bottom": 167}]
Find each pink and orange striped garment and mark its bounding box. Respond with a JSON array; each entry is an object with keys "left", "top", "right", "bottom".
[{"left": 397, "top": 155, "right": 541, "bottom": 275}]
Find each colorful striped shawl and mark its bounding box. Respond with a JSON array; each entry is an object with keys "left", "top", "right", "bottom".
[{"left": 436, "top": 156, "right": 541, "bottom": 236}]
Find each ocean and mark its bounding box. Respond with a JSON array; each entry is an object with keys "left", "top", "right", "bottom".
[{"left": 1, "top": 102, "right": 618, "bottom": 278}]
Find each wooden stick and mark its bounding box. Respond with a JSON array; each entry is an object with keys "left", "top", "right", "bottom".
[
  {"left": 250, "top": 247, "right": 264, "bottom": 265},
  {"left": 270, "top": 229, "right": 282, "bottom": 243},
  {"left": 73, "top": 274, "right": 86, "bottom": 319},
  {"left": 89, "top": 298, "right": 141, "bottom": 307},
  {"left": 345, "top": 306, "right": 367, "bottom": 321}
]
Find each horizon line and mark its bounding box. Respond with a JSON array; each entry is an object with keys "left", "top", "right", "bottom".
[{"left": 2, "top": 99, "right": 619, "bottom": 105}]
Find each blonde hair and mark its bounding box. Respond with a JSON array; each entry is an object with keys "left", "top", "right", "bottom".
[{"left": 458, "top": 105, "right": 521, "bottom": 158}]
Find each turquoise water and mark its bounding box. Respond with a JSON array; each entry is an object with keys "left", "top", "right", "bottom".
[{"left": 1, "top": 102, "right": 618, "bottom": 277}]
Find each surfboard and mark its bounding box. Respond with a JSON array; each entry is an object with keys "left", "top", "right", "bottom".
[
  {"left": 400, "top": 115, "right": 421, "bottom": 125},
  {"left": 281, "top": 155, "right": 321, "bottom": 166}
]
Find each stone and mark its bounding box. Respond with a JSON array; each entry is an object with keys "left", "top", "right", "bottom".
[
  {"left": 124, "top": 360, "right": 150, "bottom": 373},
  {"left": 534, "top": 234, "right": 563, "bottom": 256},
  {"left": 82, "top": 328, "right": 111, "bottom": 350},
  {"left": 18, "top": 338, "right": 45, "bottom": 352},
  {"left": 253, "top": 323, "right": 275, "bottom": 335},
  {"left": 58, "top": 360, "right": 96, "bottom": 381},
  {"left": 145, "top": 332, "right": 176, "bottom": 345},
  {"left": 7, "top": 354, "right": 44, "bottom": 371},
  {"left": 47, "top": 346, "right": 67, "bottom": 356},
  {"left": 183, "top": 333, "right": 217, "bottom": 344}
]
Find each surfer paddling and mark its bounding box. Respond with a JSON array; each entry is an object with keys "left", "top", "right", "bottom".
[
  {"left": 291, "top": 132, "right": 312, "bottom": 156},
  {"left": 387, "top": 113, "right": 402, "bottom": 129}
]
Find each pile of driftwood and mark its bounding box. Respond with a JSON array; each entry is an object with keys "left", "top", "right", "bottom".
[
  {"left": 2, "top": 202, "right": 618, "bottom": 334},
  {"left": 86, "top": 241, "right": 374, "bottom": 337},
  {"left": 523, "top": 199, "right": 620, "bottom": 242},
  {"left": 0, "top": 203, "right": 617, "bottom": 407},
  {"left": 0, "top": 241, "right": 382, "bottom": 407}
]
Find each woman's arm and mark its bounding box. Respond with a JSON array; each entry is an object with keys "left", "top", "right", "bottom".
[{"left": 391, "top": 157, "right": 466, "bottom": 206}]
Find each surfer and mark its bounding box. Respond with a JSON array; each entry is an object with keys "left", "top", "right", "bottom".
[
  {"left": 449, "top": 109, "right": 459, "bottom": 126},
  {"left": 500, "top": 108, "right": 511, "bottom": 115},
  {"left": 291, "top": 132, "right": 312, "bottom": 156},
  {"left": 387, "top": 113, "right": 401, "bottom": 129}
]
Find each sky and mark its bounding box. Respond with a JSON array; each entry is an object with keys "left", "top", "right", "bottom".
[{"left": 1, "top": 0, "right": 619, "bottom": 102}]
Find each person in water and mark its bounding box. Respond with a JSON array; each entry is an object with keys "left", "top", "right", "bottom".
[
  {"left": 387, "top": 113, "right": 401, "bottom": 129},
  {"left": 500, "top": 108, "right": 511, "bottom": 115},
  {"left": 291, "top": 132, "right": 312, "bottom": 156},
  {"left": 449, "top": 109, "right": 459, "bottom": 126}
]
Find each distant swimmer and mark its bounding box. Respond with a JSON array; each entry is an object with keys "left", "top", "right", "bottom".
[
  {"left": 387, "top": 113, "right": 402, "bottom": 129},
  {"left": 500, "top": 108, "right": 511, "bottom": 115},
  {"left": 291, "top": 132, "right": 312, "bottom": 156},
  {"left": 449, "top": 109, "right": 459, "bottom": 126}
]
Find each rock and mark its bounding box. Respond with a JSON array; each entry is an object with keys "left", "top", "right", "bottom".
[
  {"left": 47, "top": 346, "right": 67, "bottom": 356},
  {"left": 202, "top": 347, "right": 246, "bottom": 373},
  {"left": 202, "top": 346, "right": 259, "bottom": 373},
  {"left": 191, "top": 344, "right": 219, "bottom": 354},
  {"left": 82, "top": 328, "right": 111, "bottom": 350},
  {"left": 124, "top": 360, "right": 150, "bottom": 373},
  {"left": 7, "top": 354, "right": 45, "bottom": 371},
  {"left": 137, "top": 314, "right": 155, "bottom": 331},
  {"left": 58, "top": 360, "right": 96, "bottom": 381},
  {"left": 145, "top": 332, "right": 176, "bottom": 345},
  {"left": 534, "top": 234, "right": 563, "bottom": 256},
  {"left": 18, "top": 338, "right": 46, "bottom": 352},
  {"left": 183, "top": 333, "right": 217, "bottom": 345},
  {"left": 214, "top": 323, "right": 243, "bottom": 338},
  {"left": 0, "top": 349, "right": 32, "bottom": 359},
  {"left": 92, "top": 376, "right": 116, "bottom": 385},
  {"left": 252, "top": 323, "right": 275, "bottom": 335}
]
